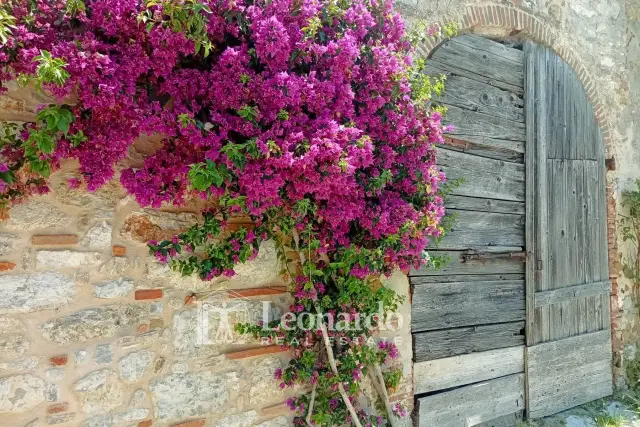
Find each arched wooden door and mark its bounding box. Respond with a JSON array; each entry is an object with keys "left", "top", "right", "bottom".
[{"left": 410, "top": 35, "right": 611, "bottom": 426}]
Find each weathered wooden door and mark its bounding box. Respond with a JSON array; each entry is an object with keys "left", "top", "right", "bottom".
[
  {"left": 523, "top": 41, "right": 612, "bottom": 419},
  {"left": 412, "top": 35, "right": 528, "bottom": 427},
  {"left": 411, "top": 35, "right": 612, "bottom": 426}
]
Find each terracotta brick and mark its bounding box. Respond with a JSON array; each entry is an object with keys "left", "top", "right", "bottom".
[
  {"left": 184, "top": 294, "right": 197, "bottom": 305},
  {"left": 227, "top": 286, "right": 287, "bottom": 299},
  {"left": 138, "top": 421, "right": 152, "bottom": 427},
  {"left": 31, "top": 234, "right": 78, "bottom": 246},
  {"left": 135, "top": 289, "right": 163, "bottom": 300},
  {"left": 137, "top": 324, "right": 149, "bottom": 333},
  {"left": 47, "top": 403, "right": 69, "bottom": 414},
  {"left": 112, "top": 245, "right": 127, "bottom": 256},
  {"left": 0, "top": 261, "right": 16, "bottom": 272},
  {"left": 226, "top": 345, "right": 286, "bottom": 360},
  {"left": 50, "top": 355, "right": 68, "bottom": 366},
  {"left": 173, "top": 420, "right": 205, "bottom": 427}
]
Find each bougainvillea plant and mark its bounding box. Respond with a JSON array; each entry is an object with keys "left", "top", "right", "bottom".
[{"left": 0, "top": 1, "right": 456, "bottom": 425}]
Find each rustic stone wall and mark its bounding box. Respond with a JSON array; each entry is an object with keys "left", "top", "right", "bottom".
[
  {"left": 0, "top": 159, "right": 303, "bottom": 427},
  {"left": 0, "top": 149, "right": 414, "bottom": 426},
  {"left": 397, "top": 0, "right": 640, "bottom": 387}
]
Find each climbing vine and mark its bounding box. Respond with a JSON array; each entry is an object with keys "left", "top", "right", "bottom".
[
  {"left": 620, "top": 179, "right": 640, "bottom": 296},
  {"left": 0, "top": 1, "right": 456, "bottom": 425}
]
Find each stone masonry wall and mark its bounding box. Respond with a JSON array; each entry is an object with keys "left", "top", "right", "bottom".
[
  {"left": 0, "top": 153, "right": 414, "bottom": 426},
  {"left": 397, "top": 0, "right": 640, "bottom": 387}
]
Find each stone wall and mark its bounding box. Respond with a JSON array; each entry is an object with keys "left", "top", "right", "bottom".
[
  {"left": 0, "top": 153, "right": 414, "bottom": 426},
  {"left": 397, "top": 0, "right": 640, "bottom": 387},
  {"left": 0, "top": 158, "right": 300, "bottom": 427}
]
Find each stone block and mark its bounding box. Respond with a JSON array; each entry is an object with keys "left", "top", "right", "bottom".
[{"left": 0, "top": 272, "right": 76, "bottom": 313}]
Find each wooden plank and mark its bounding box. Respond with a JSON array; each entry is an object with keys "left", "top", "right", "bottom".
[
  {"left": 438, "top": 147, "right": 525, "bottom": 202},
  {"left": 526, "top": 330, "right": 613, "bottom": 418},
  {"left": 442, "top": 104, "right": 526, "bottom": 142},
  {"left": 413, "top": 321, "right": 525, "bottom": 362},
  {"left": 437, "top": 209, "right": 525, "bottom": 250},
  {"left": 445, "top": 195, "right": 525, "bottom": 215},
  {"left": 412, "top": 279, "right": 525, "bottom": 332},
  {"left": 417, "top": 374, "right": 526, "bottom": 427},
  {"left": 414, "top": 346, "right": 524, "bottom": 394},
  {"left": 476, "top": 412, "right": 524, "bottom": 427},
  {"left": 534, "top": 281, "right": 612, "bottom": 307},
  {"left": 524, "top": 41, "right": 537, "bottom": 347},
  {"left": 437, "top": 74, "right": 524, "bottom": 122},
  {"left": 412, "top": 274, "right": 524, "bottom": 284},
  {"left": 410, "top": 251, "right": 525, "bottom": 276},
  {"left": 430, "top": 38, "right": 525, "bottom": 88},
  {"left": 443, "top": 135, "right": 525, "bottom": 163},
  {"left": 450, "top": 34, "right": 525, "bottom": 64},
  {"left": 427, "top": 59, "right": 524, "bottom": 96}
]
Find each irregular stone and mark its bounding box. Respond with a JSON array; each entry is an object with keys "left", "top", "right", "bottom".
[
  {"left": 95, "top": 344, "right": 113, "bottom": 365},
  {"left": 116, "top": 330, "right": 161, "bottom": 349},
  {"left": 81, "top": 222, "right": 113, "bottom": 250},
  {"left": 80, "top": 415, "right": 112, "bottom": 427},
  {"left": 170, "top": 362, "right": 188, "bottom": 374},
  {"left": 94, "top": 279, "right": 134, "bottom": 299},
  {"left": 149, "top": 302, "right": 163, "bottom": 315},
  {"left": 153, "top": 357, "right": 166, "bottom": 374},
  {"left": 0, "top": 273, "right": 76, "bottom": 313},
  {"left": 46, "top": 414, "right": 76, "bottom": 425},
  {"left": 146, "top": 260, "right": 208, "bottom": 291},
  {"left": 111, "top": 408, "right": 149, "bottom": 424},
  {"left": 217, "top": 410, "right": 258, "bottom": 427},
  {"left": 149, "top": 371, "right": 230, "bottom": 420},
  {"left": 0, "top": 317, "right": 30, "bottom": 358},
  {"left": 36, "top": 250, "right": 101, "bottom": 269},
  {"left": 230, "top": 240, "right": 280, "bottom": 286},
  {"left": 45, "top": 369, "right": 65, "bottom": 381},
  {"left": 120, "top": 210, "right": 198, "bottom": 243},
  {"left": 74, "top": 369, "right": 123, "bottom": 415},
  {"left": 99, "top": 258, "right": 131, "bottom": 276},
  {"left": 75, "top": 350, "right": 88, "bottom": 365},
  {"left": 52, "top": 171, "right": 123, "bottom": 209},
  {"left": 0, "top": 356, "right": 39, "bottom": 372},
  {"left": 250, "top": 357, "right": 284, "bottom": 405},
  {"left": 118, "top": 350, "right": 154, "bottom": 382},
  {"left": 565, "top": 415, "right": 596, "bottom": 427},
  {"left": 254, "top": 417, "right": 290, "bottom": 427},
  {"left": 41, "top": 305, "right": 147, "bottom": 345},
  {"left": 45, "top": 384, "right": 58, "bottom": 402},
  {"left": 172, "top": 309, "right": 218, "bottom": 357},
  {"left": 0, "top": 374, "right": 47, "bottom": 412},
  {"left": 0, "top": 233, "right": 19, "bottom": 256},
  {"left": 7, "top": 199, "right": 73, "bottom": 230},
  {"left": 129, "top": 389, "right": 147, "bottom": 407}
]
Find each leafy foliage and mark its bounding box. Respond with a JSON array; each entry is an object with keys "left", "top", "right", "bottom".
[{"left": 620, "top": 179, "right": 640, "bottom": 288}]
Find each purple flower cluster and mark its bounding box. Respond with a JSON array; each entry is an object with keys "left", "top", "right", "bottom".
[{"left": 1, "top": 0, "right": 446, "bottom": 274}]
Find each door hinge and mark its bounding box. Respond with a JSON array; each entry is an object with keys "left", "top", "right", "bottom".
[{"left": 537, "top": 259, "right": 544, "bottom": 270}]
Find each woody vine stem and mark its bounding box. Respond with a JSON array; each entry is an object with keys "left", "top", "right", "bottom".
[{"left": 0, "top": 0, "right": 457, "bottom": 425}]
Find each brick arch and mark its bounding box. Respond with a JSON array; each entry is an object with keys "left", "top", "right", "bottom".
[
  {"left": 415, "top": 4, "right": 624, "bottom": 380},
  {"left": 415, "top": 4, "right": 613, "bottom": 149}
]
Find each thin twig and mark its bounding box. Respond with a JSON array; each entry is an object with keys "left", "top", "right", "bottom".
[{"left": 371, "top": 364, "right": 399, "bottom": 427}]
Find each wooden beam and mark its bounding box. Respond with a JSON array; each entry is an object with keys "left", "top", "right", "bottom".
[
  {"left": 533, "top": 280, "right": 611, "bottom": 308},
  {"left": 414, "top": 346, "right": 524, "bottom": 395},
  {"left": 417, "top": 373, "right": 525, "bottom": 427}
]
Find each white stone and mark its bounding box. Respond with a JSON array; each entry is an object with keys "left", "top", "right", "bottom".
[
  {"left": 0, "top": 356, "right": 39, "bottom": 372},
  {"left": 217, "top": 410, "right": 258, "bottom": 427},
  {"left": 7, "top": 199, "right": 73, "bottom": 230},
  {"left": 230, "top": 240, "right": 280, "bottom": 286},
  {"left": 0, "top": 273, "right": 76, "bottom": 313},
  {"left": 0, "top": 317, "right": 30, "bottom": 358},
  {"left": 250, "top": 357, "right": 284, "bottom": 405},
  {"left": 99, "top": 258, "right": 132, "bottom": 276},
  {"left": 36, "top": 250, "right": 101, "bottom": 269},
  {"left": 94, "top": 279, "right": 134, "bottom": 299},
  {"left": 74, "top": 369, "right": 123, "bottom": 415},
  {"left": 149, "top": 371, "right": 230, "bottom": 420},
  {"left": 75, "top": 350, "right": 88, "bottom": 365},
  {"left": 0, "top": 374, "right": 47, "bottom": 412},
  {"left": 81, "top": 221, "right": 113, "bottom": 250},
  {"left": 95, "top": 344, "right": 113, "bottom": 364},
  {"left": 129, "top": 389, "right": 147, "bottom": 407},
  {"left": 45, "top": 368, "right": 65, "bottom": 381},
  {"left": 41, "top": 305, "right": 147, "bottom": 345},
  {"left": 0, "top": 233, "right": 19, "bottom": 256},
  {"left": 172, "top": 308, "right": 218, "bottom": 357},
  {"left": 118, "top": 350, "right": 154, "bottom": 382},
  {"left": 111, "top": 408, "right": 149, "bottom": 423},
  {"left": 146, "top": 260, "right": 208, "bottom": 291},
  {"left": 170, "top": 362, "right": 188, "bottom": 374},
  {"left": 255, "top": 417, "right": 290, "bottom": 427}
]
